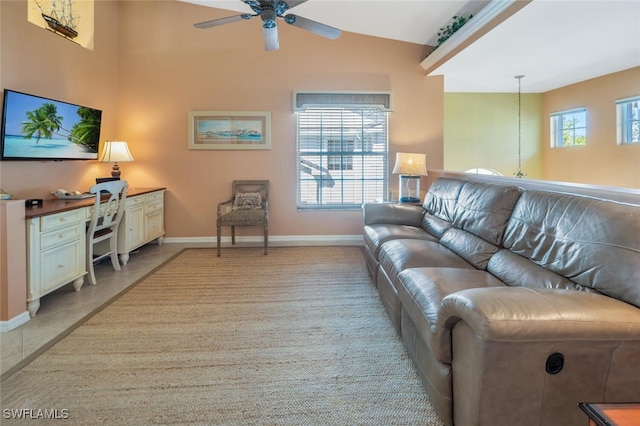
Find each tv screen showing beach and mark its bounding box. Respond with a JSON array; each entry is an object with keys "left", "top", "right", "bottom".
[{"left": 1, "top": 89, "right": 102, "bottom": 160}]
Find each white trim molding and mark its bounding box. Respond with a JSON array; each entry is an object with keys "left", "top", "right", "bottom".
[
  {"left": 0, "top": 311, "right": 30, "bottom": 333},
  {"left": 164, "top": 235, "right": 364, "bottom": 246}
]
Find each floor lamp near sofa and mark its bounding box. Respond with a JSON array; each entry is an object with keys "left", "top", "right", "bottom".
[{"left": 392, "top": 152, "right": 428, "bottom": 203}]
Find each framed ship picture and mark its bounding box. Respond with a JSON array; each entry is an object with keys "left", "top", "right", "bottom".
[{"left": 188, "top": 111, "right": 271, "bottom": 150}]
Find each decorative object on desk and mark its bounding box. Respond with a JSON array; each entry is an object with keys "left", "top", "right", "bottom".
[
  {"left": 100, "top": 140, "right": 134, "bottom": 178},
  {"left": 392, "top": 152, "right": 428, "bottom": 203},
  {"left": 514, "top": 75, "right": 527, "bottom": 178},
  {"left": 188, "top": 111, "right": 271, "bottom": 150},
  {"left": 25, "top": 198, "right": 43, "bottom": 207},
  {"left": 0, "top": 188, "right": 11, "bottom": 200},
  {"left": 51, "top": 188, "right": 94, "bottom": 200}
]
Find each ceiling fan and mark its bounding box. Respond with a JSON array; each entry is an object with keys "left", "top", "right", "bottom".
[{"left": 194, "top": 0, "right": 341, "bottom": 51}]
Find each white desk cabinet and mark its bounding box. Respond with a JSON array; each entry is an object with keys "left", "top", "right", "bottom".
[
  {"left": 25, "top": 187, "right": 165, "bottom": 316},
  {"left": 117, "top": 189, "right": 165, "bottom": 265},
  {"left": 27, "top": 208, "right": 86, "bottom": 317}
]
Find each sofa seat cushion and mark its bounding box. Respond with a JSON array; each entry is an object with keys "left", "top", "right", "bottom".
[
  {"left": 364, "top": 224, "right": 438, "bottom": 260},
  {"left": 397, "top": 267, "right": 505, "bottom": 363},
  {"left": 439, "top": 228, "right": 500, "bottom": 270},
  {"left": 488, "top": 249, "right": 601, "bottom": 293},
  {"left": 378, "top": 239, "right": 474, "bottom": 285}
]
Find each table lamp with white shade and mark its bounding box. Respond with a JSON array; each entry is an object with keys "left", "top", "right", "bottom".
[
  {"left": 100, "top": 141, "right": 134, "bottom": 178},
  {"left": 392, "top": 152, "right": 427, "bottom": 203}
]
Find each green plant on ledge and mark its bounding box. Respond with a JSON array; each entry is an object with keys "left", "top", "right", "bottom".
[{"left": 435, "top": 14, "right": 473, "bottom": 50}]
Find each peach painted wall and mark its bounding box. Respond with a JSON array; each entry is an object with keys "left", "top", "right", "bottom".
[
  {"left": 541, "top": 67, "right": 640, "bottom": 189},
  {"left": 0, "top": 0, "right": 120, "bottom": 197},
  {"left": 1, "top": 1, "right": 443, "bottom": 240},
  {"left": 0, "top": 200, "right": 26, "bottom": 321},
  {"left": 113, "top": 1, "right": 443, "bottom": 238}
]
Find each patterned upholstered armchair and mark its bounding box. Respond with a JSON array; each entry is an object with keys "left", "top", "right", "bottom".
[{"left": 217, "top": 180, "right": 269, "bottom": 256}]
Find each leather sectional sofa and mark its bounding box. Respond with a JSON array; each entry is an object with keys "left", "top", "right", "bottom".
[{"left": 362, "top": 174, "right": 640, "bottom": 426}]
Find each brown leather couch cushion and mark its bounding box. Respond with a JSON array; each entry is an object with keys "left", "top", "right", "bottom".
[
  {"left": 503, "top": 190, "right": 640, "bottom": 307},
  {"left": 397, "top": 267, "right": 505, "bottom": 363}
]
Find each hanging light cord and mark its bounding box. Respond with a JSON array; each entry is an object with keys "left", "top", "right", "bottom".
[{"left": 514, "top": 75, "right": 526, "bottom": 178}]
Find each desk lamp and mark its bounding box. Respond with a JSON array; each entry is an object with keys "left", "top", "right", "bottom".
[
  {"left": 100, "top": 141, "right": 134, "bottom": 178},
  {"left": 392, "top": 152, "right": 427, "bottom": 203}
]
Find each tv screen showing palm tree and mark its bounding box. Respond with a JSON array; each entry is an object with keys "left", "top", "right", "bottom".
[{"left": 1, "top": 89, "right": 102, "bottom": 160}]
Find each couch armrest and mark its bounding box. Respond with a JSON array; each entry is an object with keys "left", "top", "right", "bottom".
[
  {"left": 362, "top": 202, "right": 425, "bottom": 226},
  {"left": 440, "top": 287, "right": 640, "bottom": 341}
]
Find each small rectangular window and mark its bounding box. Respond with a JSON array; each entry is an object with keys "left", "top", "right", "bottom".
[
  {"left": 616, "top": 96, "right": 640, "bottom": 145},
  {"left": 550, "top": 108, "right": 587, "bottom": 147}
]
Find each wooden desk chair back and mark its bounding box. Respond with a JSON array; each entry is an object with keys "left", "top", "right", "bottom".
[{"left": 86, "top": 180, "right": 128, "bottom": 285}]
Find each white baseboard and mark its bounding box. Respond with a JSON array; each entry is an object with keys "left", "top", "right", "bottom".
[
  {"left": 0, "top": 311, "right": 30, "bottom": 333},
  {"left": 163, "top": 235, "right": 364, "bottom": 246}
]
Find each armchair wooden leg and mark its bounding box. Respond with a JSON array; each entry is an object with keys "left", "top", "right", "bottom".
[
  {"left": 231, "top": 226, "right": 236, "bottom": 245},
  {"left": 264, "top": 225, "right": 268, "bottom": 255},
  {"left": 217, "top": 225, "right": 221, "bottom": 257}
]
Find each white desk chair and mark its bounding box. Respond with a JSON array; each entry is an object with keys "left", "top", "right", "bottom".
[{"left": 86, "top": 180, "right": 128, "bottom": 285}]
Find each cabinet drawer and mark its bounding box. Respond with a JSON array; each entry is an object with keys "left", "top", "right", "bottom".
[
  {"left": 146, "top": 191, "right": 164, "bottom": 203},
  {"left": 126, "top": 195, "right": 145, "bottom": 208},
  {"left": 145, "top": 200, "right": 163, "bottom": 214},
  {"left": 40, "top": 240, "right": 84, "bottom": 293},
  {"left": 146, "top": 211, "right": 164, "bottom": 240},
  {"left": 41, "top": 225, "right": 83, "bottom": 251},
  {"left": 41, "top": 209, "right": 84, "bottom": 232}
]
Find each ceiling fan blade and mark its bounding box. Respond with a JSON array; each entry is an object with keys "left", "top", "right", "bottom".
[
  {"left": 194, "top": 14, "right": 253, "bottom": 29},
  {"left": 284, "top": 0, "right": 308, "bottom": 10},
  {"left": 263, "top": 25, "right": 279, "bottom": 51},
  {"left": 284, "top": 14, "right": 341, "bottom": 40}
]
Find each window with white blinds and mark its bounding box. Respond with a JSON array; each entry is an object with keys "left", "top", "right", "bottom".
[{"left": 296, "top": 106, "right": 388, "bottom": 209}]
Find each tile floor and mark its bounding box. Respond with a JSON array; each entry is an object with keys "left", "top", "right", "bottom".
[{"left": 1, "top": 242, "right": 208, "bottom": 380}]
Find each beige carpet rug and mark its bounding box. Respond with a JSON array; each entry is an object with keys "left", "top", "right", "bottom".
[{"left": 1, "top": 247, "right": 443, "bottom": 425}]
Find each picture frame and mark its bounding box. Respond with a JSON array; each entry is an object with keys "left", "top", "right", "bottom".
[{"left": 188, "top": 111, "right": 271, "bottom": 150}]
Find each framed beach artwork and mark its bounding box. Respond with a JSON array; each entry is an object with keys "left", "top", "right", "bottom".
[{"left": 188, "top": 111, "right": 271, "bottom": 150}]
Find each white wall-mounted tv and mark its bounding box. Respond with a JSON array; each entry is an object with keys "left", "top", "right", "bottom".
[{"left": 1, "top": 89, "right": 102, "bottom": 161}]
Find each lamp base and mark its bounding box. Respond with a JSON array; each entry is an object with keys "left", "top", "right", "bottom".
[
  {"left": 111, "top": 163, "right": 121, "bottom": 178},
  {"left": 398, "top": 196, "right": 421, "bottom": 203},
  {"left": 398, "top": 175, "right": 421, "bottom": 204}
]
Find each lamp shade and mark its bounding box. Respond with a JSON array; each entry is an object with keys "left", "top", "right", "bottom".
[
  {"left": 100, "top": 141, "right": 134, "bottom": 163},
  {"left": 392, "top": 153, "right": 428, "bottom": 176}
]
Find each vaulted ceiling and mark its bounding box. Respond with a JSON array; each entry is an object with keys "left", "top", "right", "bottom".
[{"left": 182, "top": 0, "right": 640, "bottom": 93}]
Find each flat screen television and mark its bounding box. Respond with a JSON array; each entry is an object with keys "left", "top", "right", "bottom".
[{"left": 1, "top": 89, "right": 102, "bottom": 160}]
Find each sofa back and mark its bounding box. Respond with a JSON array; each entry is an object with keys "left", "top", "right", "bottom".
[
  {"left": 421, "top": 177, "right": 465, "bottom": 238},
  {"left": 438, "top": 181, "right": 523, "bottom": 270},
  {"left": 494, "top": 190, "right": 640, "bottom": 307}
]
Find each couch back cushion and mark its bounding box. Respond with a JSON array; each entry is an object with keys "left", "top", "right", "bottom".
[
  {"left": 452, "top": 181, "right": 523, "bottom": 245},
  {"left": 438, "top": 181, "right": 523, "bottom": 269},
  {"left": 502, "top": 190, "right": 640, "bottom": 307},
  {"left": 421, "top": 177, "right": 465, "bottom": 238}
]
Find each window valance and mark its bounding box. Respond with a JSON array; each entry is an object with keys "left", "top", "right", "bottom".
[{"left": 293, "top": 91, "right": 393, "bottom": 112}]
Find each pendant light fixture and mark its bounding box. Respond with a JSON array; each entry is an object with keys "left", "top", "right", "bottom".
[{"left": 514, "top": 75, "right": 526, "bottom": 178}]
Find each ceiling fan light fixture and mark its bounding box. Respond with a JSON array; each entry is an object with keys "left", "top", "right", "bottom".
[
  {"left": 194, "top": 0, "right": 340, "bottom": 51},
  {"left": 263, "top": 25, "right": 279, "bottom": 51}
]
